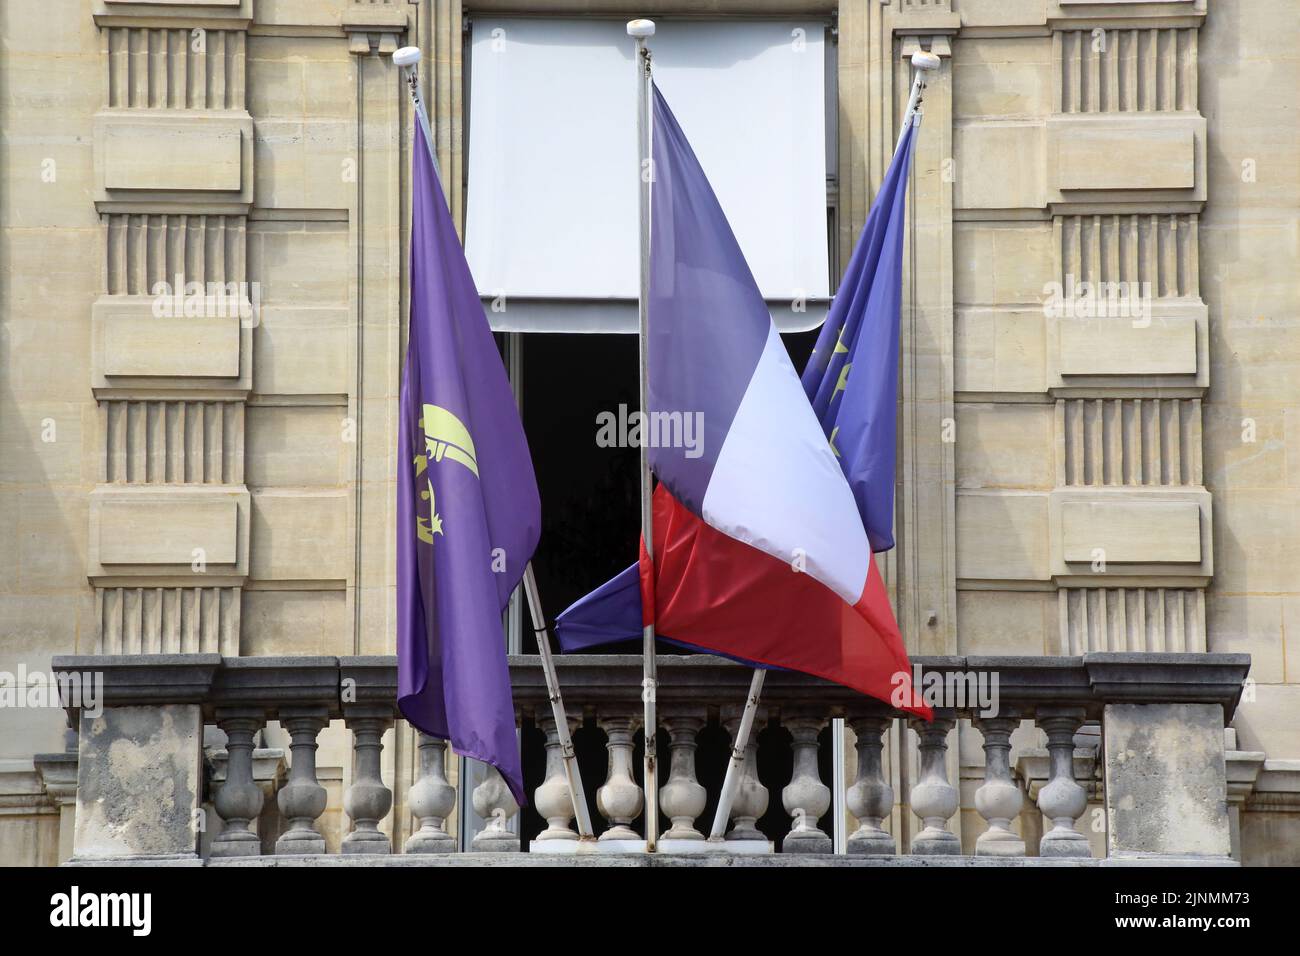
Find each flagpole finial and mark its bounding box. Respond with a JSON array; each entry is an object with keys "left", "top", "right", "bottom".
[
  {"left": 911, "top": 50, "right": 941, "bottom": 71},
  {"left": 393, "top": 46, "right": 422, "bottom": 67},
  {"left": 627, "top": 19, "right": 656, "bottom": 38}
]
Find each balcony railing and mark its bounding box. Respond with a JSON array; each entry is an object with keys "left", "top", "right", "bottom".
[{"left": 51, "top": 652, "right": 1249, "bottom": 865}]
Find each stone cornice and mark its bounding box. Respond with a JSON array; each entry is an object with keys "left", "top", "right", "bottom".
[{"left": 50, "top": 651, "right": 1252, "bottom": 724}]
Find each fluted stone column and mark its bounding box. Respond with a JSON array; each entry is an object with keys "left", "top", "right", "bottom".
[
  {"left": 596, "top": 712, "right": 643, "bottom": 841},
  {"left": 342, "top": 706, "right": 393, "bottom": 854},
  {"left": 659, "top": 712, "right": 707, "bottom": 842},
  {"left": 275, "top": 707, "right": 329, "bottom": 855},
  {"left": 781, "top": 715, "right": 832, "bottom": 853},
  {"left": 211, "top": 708, "right": 265, "bottom": 858},
  {"left": 974, "top": 715, "right": 1025, "bottom": 857},
  {"left": 534, "top": 711, "right": 582, "bottom": 843},
  {"left": 722, "top": 708, "right": 768, "bottom": 842},
  {"left": 846, "top": 715, "right": 895, "bottom": 855},
  {"left": 404, "top": 734, "right": 456, "bottom": 853},
  {"left": 471, "top": 766, "right": 520, "bottom": 852},
  {"left": 909, "top": 715, "right": 960, "bottom": 855},
  {"left": 1036, "top": 707, "right": 1090, "bottom": 858}
]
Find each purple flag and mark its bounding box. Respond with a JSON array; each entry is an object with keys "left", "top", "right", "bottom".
[
  {"left": 397, "top": 119, "right": 539, "bottom": 804},
  {"left": 801, "top": 122, "right": 916, "bottom": 552}
]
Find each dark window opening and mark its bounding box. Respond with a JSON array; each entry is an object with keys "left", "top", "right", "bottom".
[{"left": 513, "top": 325, "right": 829, "bottom": 849}]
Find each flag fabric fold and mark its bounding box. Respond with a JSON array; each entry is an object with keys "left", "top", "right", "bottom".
[
  {"left": 557, "top": 85, "right": 927, "bottom": 717},
  {"left": 803, "top": 122, "right": 917, "bottom": 551},
  {"left": 397, "top": 118, "right": 540, "bottom": 804}
]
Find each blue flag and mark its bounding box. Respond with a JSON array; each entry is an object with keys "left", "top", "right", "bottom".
[
  {"left": 397, "top": 119, "right": 540, "bottom": 804},
  {"left": 802, "top": 122, "right": 917, "bottom": 552}
]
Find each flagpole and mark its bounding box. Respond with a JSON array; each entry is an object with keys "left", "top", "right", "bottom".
[
  {"left": 393, "top": 47, "right": 438, "bottom": 178},
  {"left": 627, "top": 17, "right": 659, "bottom": 853},
  {"left": 708, "top": 669, "right": 765, "bottom": 840},
  {"left": 523, "top": 563, "right": 595, "bottom": 840},
  {"left": 393, "top": 45, "right": 595, "bottom": 841},
  {"left": 895, "top": 50, "right": 941, "bottom": 152},
  {"left": 708, "top": 47, "right": 943, "bottom": 846}
]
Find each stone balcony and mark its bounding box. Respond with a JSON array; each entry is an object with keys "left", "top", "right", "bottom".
[{"left": 49, "top": 652, "right": 1250, "bottom": 866}]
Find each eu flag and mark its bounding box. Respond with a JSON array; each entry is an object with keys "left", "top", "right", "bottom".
[
  {"left": 802, "top": 122, "right": 917, "bottom": 552},
  {"left": 397, "top": 118, "right": 540, "bottom": 804}
]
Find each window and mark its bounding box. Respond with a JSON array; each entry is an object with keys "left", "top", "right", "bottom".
[
  {"left": 464, "top": 17, "right": 835, "bottom": 332},
  {"left": 458, "top": 17, "right": 839, "bottom": 847}
]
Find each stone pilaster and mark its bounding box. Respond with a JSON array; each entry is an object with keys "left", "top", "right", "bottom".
[
  {"left": 87, "top": 1, "right": 256, "bottom": 656},
  {"left": 74, "top": 704, "right": 206, "bottom": 860},
  {"left": 1045, "top": 2, "right": 1213, "bottom": 652},
  {"left": 1103, "top": 701, "right": 1232, "bottom": 861},
  {"left": 887, "top": 4, "right": 959, "bottom": 660}
]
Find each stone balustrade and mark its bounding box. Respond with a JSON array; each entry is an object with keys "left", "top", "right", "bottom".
[{"left": 50, "top": 652, "right": 1250, "bottom": 865}]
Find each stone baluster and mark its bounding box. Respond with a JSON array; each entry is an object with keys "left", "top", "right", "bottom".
[
  {"left": 909, "top": 714, "right": 960, "bottom": 854},
  {"left": 596, "top": 711, "right": 644, "bottom": 841},
  {"left": 211, "top": 708, "right": 265, "bottom": 857},
  {"left": 722, "top": 706, "right": 768, "bottom": 842},
  {"left": 534, "top": 710, "right": 583, "bottom": 843},
  {"left": 1036, "top": 706, "right": 1090, "bottom": 857},
  {"left": 275, "top": 706, "right": 330, "bottom": 855},
  {"left": 781, "top": 714, "right": 832, "bottom": 853},
  {"left": 974, "top": 714, "right": 1026, "bottom": 856},
  {"left": 659, "top": 711, "right": 707, "bottom": 842},
  {"left": 342, "top": 705, "right": 393, "bottom": 854},
  {"left": 471, "top": 765, "right": 521, "bottom": 852},
  {"left": 846, "top": 715, "right": 895, "bottom": 855},
  {"left": 404, "top": 734, "right": 456, "bottom": 853}
]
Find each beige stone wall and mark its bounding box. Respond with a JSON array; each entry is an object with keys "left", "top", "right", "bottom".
[
  {"left": 0, "top": 0, "right": 428, "bottom": 859},
  {"left": 1199, "top": 0, "right": 1300, "bottom": 760},
  {"left": 0, "top": 0, "right": 1295, "bottom": 863}
]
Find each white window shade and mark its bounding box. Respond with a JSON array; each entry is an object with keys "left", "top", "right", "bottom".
[{"left": 464, "top": 18, "right": 830, "bottom": 332}]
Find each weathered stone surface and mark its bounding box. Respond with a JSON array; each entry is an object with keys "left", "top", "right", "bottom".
[
  {"left": 72, "top": 704, "right": 203, "bottom": 859},
  {"left": 1103, "top": 702, "right": 1231, "bottom": 859}
]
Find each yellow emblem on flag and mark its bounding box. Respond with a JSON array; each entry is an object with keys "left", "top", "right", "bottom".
[{"left": 414, "top": 404, "right": 480, "bottom": 544}]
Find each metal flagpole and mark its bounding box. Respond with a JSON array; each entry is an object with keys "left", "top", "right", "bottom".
[
  {"left": 896, "top": 50, "right": 941, "bottom": 152},
  {"left": 393, "top": 46, "right": 595, "bottom": 841},
  {"left": 709, "top": 669, "right": 765, "bottom": 840},
  {"left": 627, "top": 17, "right": 659, "bottom": 853},
  {"left": 708, "top": 47, "right": 942, "bottom": 845},
  {"left": 523, "top": 563, "right": 595, "bottom": 839},
  {"left": 393, "top": 47, "right": 438, "bottom": 177}
]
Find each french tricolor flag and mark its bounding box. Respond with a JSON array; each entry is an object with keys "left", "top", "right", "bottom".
[{"left": 558, "top": 85, "right": 928, "bottom": 718}]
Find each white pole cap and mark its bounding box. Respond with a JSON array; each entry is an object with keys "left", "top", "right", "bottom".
[
  {"left": 393, "top": 46, "right": 422, "bottom": 67},
  {"left": 627, "top": 19, "right": 656, "bottom": 38},
  {"left": 911, "top": 50, "right": 941, "bottom": 71}
]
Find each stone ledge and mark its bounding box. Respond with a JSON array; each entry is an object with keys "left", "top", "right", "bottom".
[
  {"left": 339, "top": 656, "right": 398, "bottom": 705},
  {"left": 1085, "top": 652, "right": 1250, "bottom": 718},
  {"left": 212, "top": 656, "right": 341, "bottom": 715},
  {"left": 1246, "top": 760, "right": 1300, "bottom": 812},
  {"left": 53, "top": 655, "right": 221, "bottom": 716},
  {"left": 61, "top": 852, "right": 1238, "bottom": 868},
  {"left": 49, "top": 652, "right": 1253, "bottom": 723}
]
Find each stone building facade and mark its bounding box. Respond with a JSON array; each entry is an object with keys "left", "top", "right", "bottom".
[{"left": 0, "top": 0, "right": 1296, "bottom": 865}]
